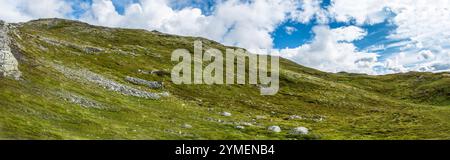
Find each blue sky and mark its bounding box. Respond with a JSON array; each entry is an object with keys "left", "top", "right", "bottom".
[{"left": 1, "top": 0, "right": 449, "bottom": 74}]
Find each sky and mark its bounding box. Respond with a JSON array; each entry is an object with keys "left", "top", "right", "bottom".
[{"left": 0, "top": 0, "right": 449, "bottom": 75}]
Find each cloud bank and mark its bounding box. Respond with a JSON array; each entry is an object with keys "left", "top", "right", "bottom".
[{"left": 0, "top": 0, "right": 449, "bottom": 74}]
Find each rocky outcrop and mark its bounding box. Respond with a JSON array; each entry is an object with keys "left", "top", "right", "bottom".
[
  {"left": 125, "top": 76, "right": 164, "bottom": 89},
  {"left": 0, "top": 21, "right": 21, "bottom": 79},
  {"left": 51, "top": 63, "right": 168, "bottom": 100}
]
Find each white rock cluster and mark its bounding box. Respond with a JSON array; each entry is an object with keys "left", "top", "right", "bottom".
[{"left": 0, "top": 21, "right": 21, "bottom": 79}]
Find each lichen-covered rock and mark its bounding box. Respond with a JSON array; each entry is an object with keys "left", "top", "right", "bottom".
[{"left": 0, "top": 21, "right": 21, "bottom": 79}]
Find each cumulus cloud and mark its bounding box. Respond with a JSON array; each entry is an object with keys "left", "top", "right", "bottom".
[
  {"left": 327, "top": 0, "right": 450, "bottom": 73},
  {"left": 78, "top": 0, "right": 302, "bottom": 51},
  {"left": 331, "top": 25, "right": 367, "bottom": 42},
  {"left": 281, "top": 26, "right": 379, "bottom": 74},
  {"left": 0, "top": 0, "right": 72, "bottom": 22},
  {"left": 291, "top": 0, "right": 328, "bottom": 24}
]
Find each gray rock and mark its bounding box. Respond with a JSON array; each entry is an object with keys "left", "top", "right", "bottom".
[
  {"left": 290, "top": 127, "right": 309, "bottom": 135},
  {"left": 235, "top": 126, "right": 245, "bottom": 129},
  {"left": 181, "top": 124, "right": 192, "bottom": 129},
  {"left": 267, "top": 126, "right": 281, "bottom": 133},
  {"left": 58, "top": 92, "right": 103, "bottom": 109},
  {"left": 221, "top": 112, "right": 232, "bottom": 117},
  {"left": 84, "top": 46, "right": 103, "bottom": 54},
  {"left": 125, "top": 76, "right": 163, "bottom": 89},
  {"left": 0, "top": 21, "right": 21, "bottom": 79}
]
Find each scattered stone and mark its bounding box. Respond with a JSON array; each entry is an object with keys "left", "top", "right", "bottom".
[
  {"left": 221, "top": 112, "right": 232, "bottom": 117},
  {"left": 267, "top": 126, "right": 281, "bottom": 133},
  {"left": 288, "top": 115, "right": 302, "bottom": 120},
  {"left": 125, "top": 76, "right": 164, "bottom": 89},
  {"left": 290, "top": 127, "right": 309, "bottom": 135},
  {"left": 0, "top": 21, "right": 21, "bottom": 79},
  {"left": 235, "top": 126, "right": 245, "bottom": 129},
  {"left": 241, "top": 122, "right": 253, "bottom": 126},
  {"left": 181, "top": 124, "right": 192, "bottom": 129}
]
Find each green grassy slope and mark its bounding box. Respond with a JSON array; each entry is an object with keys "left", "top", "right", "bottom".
[{"left": 0, "top": 19, "right": 449, "bottom": 140}]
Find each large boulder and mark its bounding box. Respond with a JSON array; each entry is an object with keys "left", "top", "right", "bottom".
[{"left": 267, "top": 126, "right": 281, "bottom": 133}]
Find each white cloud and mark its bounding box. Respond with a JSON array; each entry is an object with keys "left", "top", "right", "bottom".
[
  {"left": 327, "top": 0, "right": 389, "bottom": 25},
  {"left": 331, "top": 25, "right": 367, "bottom": 42},
  {"left": 327, "top": 0, "right": 450, "bottom": 73},
  {"left": 78, "top": 0, "right": 301, "bottom": 51},
  {"left": 0, "top": 0, "right": 72, "bottom": 22},
  {"left": 291, "top": 0, "right": 328, "bottom": 24},
  {"left": 281, "top": 26, "right": 379, "bottom": 74}
]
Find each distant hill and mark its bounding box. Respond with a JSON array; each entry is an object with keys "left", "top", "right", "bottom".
[{"left": 0, "top": 18, "right": 449, "bottom": 140}]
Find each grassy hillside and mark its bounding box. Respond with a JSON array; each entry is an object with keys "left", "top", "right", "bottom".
[{"left": 0, "top": 18, "right": 449, "bottom": 140}]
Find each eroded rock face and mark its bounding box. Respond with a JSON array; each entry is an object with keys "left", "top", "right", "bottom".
[{"left": 0, "top": 21, "right": 21, "bottom": 79}]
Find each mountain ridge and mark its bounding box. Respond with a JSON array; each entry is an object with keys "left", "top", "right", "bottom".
[{"left": 0, "top": 18, "right": 449, "bottom": 140}]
